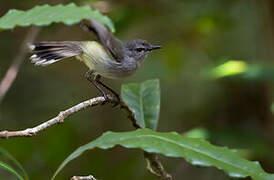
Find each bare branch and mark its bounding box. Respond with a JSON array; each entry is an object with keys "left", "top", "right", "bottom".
[
  {"left": 0, "top": 96, "right": 107, "bottom": 138},
  {"left": 144, "top": 152, "right": 173, "bottom": 180},
  {"left": 0, "top": 26, "right": 40, "bottom": 102},
  {"left": 0, "top": 97, "right": 136, "bottom": 139},
  {"left": 71, "top": 175, "right": 97, "bottom": 180}
]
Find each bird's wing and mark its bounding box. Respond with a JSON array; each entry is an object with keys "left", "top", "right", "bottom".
[{"left": 81, "top": 19, "right": 124, "bottom": 62}]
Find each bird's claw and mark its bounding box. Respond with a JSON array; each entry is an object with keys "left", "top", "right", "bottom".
[
  {"left": 100, "top": 93, "right": 121, "bottom": 107},
  {"left": 101, "top": 94, "right": 110, "bottom": 105}
]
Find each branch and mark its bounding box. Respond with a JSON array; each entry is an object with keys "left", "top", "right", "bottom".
[
  {"left": 0, "top": 97, "right": 136, "bottom": 139},
  {"left": 144, "top": 152, "right": 172, "bottom": 180},
  {"left": 71, "top": 175, "right": 97, "bottom": 180},
  {"left": 0, "top": 26, "right": 40, "bottom": 102},
  {"left": 120, "top": 101, "right": 142, "bottom": 129},
  {"left": 0, "top": 96, "right": 108, "bottom": 138}
]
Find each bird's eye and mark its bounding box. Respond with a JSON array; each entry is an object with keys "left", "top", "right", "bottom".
[{"left": 136, "top": 48, "right": 145, "bottom": 52}]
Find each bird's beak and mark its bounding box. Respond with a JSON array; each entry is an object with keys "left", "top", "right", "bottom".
[{"left": 149, "top": 45, "right": 162, "bottom": 51}]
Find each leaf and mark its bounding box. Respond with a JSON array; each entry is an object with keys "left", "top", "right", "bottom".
[
  {"left": 121, "top": 79, "right": 160, "bottom": 130},
  {"left": 0, "top": 3, "right": 115, "bottom": 32},
  {"left": 0, "top": 161, "right": 24, "bottom": 180},
  {"left": 183, "top": 128, "right": 210, "bottom": 139},
  {"left": 0, "top": 147, "right": 28, "bottom": 180},
  {"left": 210, "top": 60, "right": 248, "bottom": 79},
  {"left": 52, "top": 129, "right": 274, "bottom": 180},
  {"left": 207, "top": 61, "right": 274, "bottom": 82}
]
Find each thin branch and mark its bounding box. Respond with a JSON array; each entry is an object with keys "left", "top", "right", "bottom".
[
  {"left": 0, "top": 97, "right": 135, "bottom": 139},
  {"left": 144, "top": 152, "right": 172, "bottom": 180},
  {"left": 71, "top": 175, "right": 97, "bottom": 180},
  {"left": 0, "top": 26, "right": 40, "bottom": 102},
  {"left": 0, "top": 96, "right": 108, "bottom": 138},
  {"left": 120, "top": 101, "right": 141, "bottom": 129}
]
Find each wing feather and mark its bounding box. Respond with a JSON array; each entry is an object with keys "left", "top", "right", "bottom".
[{"left": 82, "top": 19, "right": 124, "bottom": 62}]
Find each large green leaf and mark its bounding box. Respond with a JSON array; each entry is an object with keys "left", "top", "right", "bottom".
[
  {"left": 121, "top": 79, "right": 160, "bottom": 130},
  {"left": 0, "top": 3, "right": 114, "bottom": 32},
  {"left": 52, "top": 129, "right": 274, "bottom": 180}
]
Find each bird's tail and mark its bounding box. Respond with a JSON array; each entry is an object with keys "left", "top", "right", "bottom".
[{"left": 29, "top": 41, "right": 83, "bottom": 66}]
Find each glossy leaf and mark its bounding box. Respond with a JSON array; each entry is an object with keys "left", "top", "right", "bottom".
[
  {"left": 121, "top": 79, "right": 160, "bottom": 130},
  {"left": 52, "top": 129, "right": 274, "bottom": 180},
  {"left": 0, "top": 3, "right": 114, "bottom": 32}
]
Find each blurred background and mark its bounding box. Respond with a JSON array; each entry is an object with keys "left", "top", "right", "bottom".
[{"left": 1, "top": 0, "right": 274, "bottom": 179}]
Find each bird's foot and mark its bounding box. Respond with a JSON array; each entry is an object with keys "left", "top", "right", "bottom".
[{"left": 101, "top": 94, "right": 111, "bottom": 105}]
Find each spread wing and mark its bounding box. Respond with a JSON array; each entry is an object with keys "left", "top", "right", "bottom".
[{"left": 81, "top": 19, "right": 124, "bottom": 62}]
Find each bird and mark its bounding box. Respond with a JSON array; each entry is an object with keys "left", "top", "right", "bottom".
[{"left": 29, "top": 19, "right": 161, "bottom": 104}]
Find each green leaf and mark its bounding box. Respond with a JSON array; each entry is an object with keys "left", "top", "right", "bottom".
[
  {"left": 210, "top": 60, "right": 248, "bottom": 79},
  {"left": 0, "top": 147, "right": 28, "bottom": 180},
  {"left": 52, "top": 129, "right": 274, "bottom": 180},
  {"left": 207, "top": 61, "right": 274, "bottom": 82},
  {"left": 121, "top": 79, "right": 160, "bottom": 130},
  {"left": 0, "top": 161, "right": 24, "bottom": 180},
  {"left": 183, "top": 128, "right": 210, "bottom": 139},
  {"left": 0, "top": 3, "right": 115, "bottom": 32}
]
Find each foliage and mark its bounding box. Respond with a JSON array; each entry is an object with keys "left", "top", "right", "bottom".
[
  {"left": 51, "top": 79, "right": 273, "bottom": 180},
  {"left": 52, "top": 128, "right": 274, "bottom": 180},
  {"left": 210, "top": 60, "right": 248, "bottom": 79},
  {"left": 0, "top": 3, "right": 114, "bottom": 32},
  {"left": 121, "top": 79, "right": 160, "bottom": 130},
  {"left": 0, "top": 162, "right": 24, "bottom": 180},
  {"left": 0, "top": 148, "right": 28, "bottom": 180},
  {"left": 208, "top": 60, "right": 274, "bottom": 82}
]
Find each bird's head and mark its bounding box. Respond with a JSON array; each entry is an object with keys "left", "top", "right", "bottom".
[{"left": 125, "top": 39, "right": 161, "bottom": 63}]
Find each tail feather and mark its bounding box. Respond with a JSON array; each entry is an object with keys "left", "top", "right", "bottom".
[{"left": 29, "top": 41, "right": 82, "bottom": 66}]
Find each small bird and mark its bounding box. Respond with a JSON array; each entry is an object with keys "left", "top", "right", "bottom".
[{"left": 29, "top": 19, "right": 161, "bottom": 103}]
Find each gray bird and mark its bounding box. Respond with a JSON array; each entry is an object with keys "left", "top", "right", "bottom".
[{"left": 29, "top": 19, "right": 161, "bottom": 103}]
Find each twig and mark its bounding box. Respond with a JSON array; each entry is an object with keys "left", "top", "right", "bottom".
[
  {"left": 120, "top": 101, "right": 141, "bottom": 129},
  {"left": 0, "top": 97, "right": 135, "bottom": 139},
  {"left": 0, "top": 96, "right": 108, "bottom": 138},
  {"left": 71, "top": 175, "right": 97, "bottom": 180},
  {"left": 0, "top": 26, "right": 40, "bottom": 102},
  {"left": 144, "top": 152, "right": 172, "bottom": 180}
]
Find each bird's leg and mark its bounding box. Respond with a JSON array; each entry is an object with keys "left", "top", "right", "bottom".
[
  {"left": 95, "top": 74, "right": 121, "bottom": 106},
  {"left": 85, "top": 70, "right": 110, "bottom": 104}
]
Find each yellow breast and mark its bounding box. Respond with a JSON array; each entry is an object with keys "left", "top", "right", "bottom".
[{"left": 76, "top": 41, "right": 113, "bottom": 70}]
